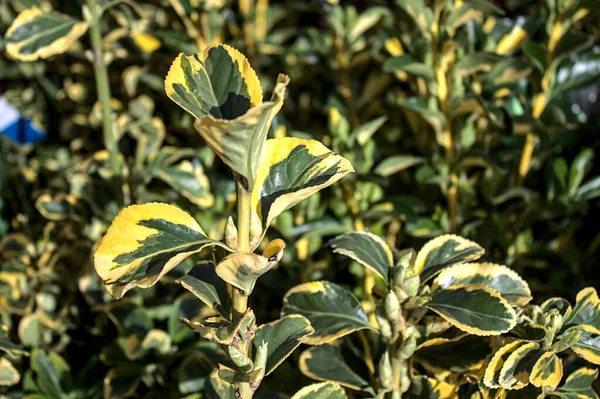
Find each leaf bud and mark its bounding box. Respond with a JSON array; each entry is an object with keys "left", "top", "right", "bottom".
[
  {"left": 402, "top": 275, "right": 420, "bottom": 297},
  {"left": 225, "top": 216, "right": 238, "bottom": 250},
  {"left": 378, "top": 351, "right": 393, "bottom": 390},
  {"left": 385, "top": 291, "right": 402, "bottom": 323},
  {"left": 249, "top": 209, "right": 263, "bottom": 248},
  {"left": 400, "top": 334, "right": 417, "bottom": 359}
]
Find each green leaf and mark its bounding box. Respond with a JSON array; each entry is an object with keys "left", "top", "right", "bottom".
[
  {"left": 414, "top": 234, "right": 484, "bottom": 283},
  {"left": 383, "top": 55, "right": 435, "bottom": 81},
  {"left": 94, "top": 203, "right": 229, "bottom": 299},
  {"left": 252, "top": 138, "right": 354, "bottom": 230},
  {"left": 3, "top": 8, "right": 88, "bottom": 61},
  {"left": 299, "top": 344, "right": 373, "bottom": 393},
  {"left": 103, "top": 366, "right": 142, "bottom": 399},
  {"left": 374, "top": 155, "right": 426, "bottom": 176},
  {"left": 166, "top": 45, "right": 290, "bottom": 190},
  {"left": 433, "top": 262, "right": 532, "bottom": 306},
  {"left": 553, "top": 367, "right": 599, "bottom": 399},
  {"left": 551, "top": 52, "right": 600, "bottom": 100},
  {"left": 0, "top": 329, "right": 27, "bottom": 359},
  {"left": 0, "top": 357, "right": 20, "bottom": 387},
  {"left": 329, "top": 232, "right": 393, "bottom": 283},
  {"left": 454, "top": 52, "right": 502, "bottom": 78},
  {"left": 176, "top": 261, "right": 231, "bottom": 318},
  {"left": 349, "top": 116, "right": 387, "bottom": 146},
  {"left": 31, "top": 350, "right": 71, "bottom": 399},
  {"left": 568, "top": 148, "right": 594, "bottom": 197},
  {"left": 395, "top": 0, "right": 433, "bottom": 39},
  {"left": 446, "top": 0, "right": 503, "bottom": 30},
  {"left": 281, "top": 281, "right": 375, "bottom": 344},
  {"left": 400, "top": 98, "right": 446, "bottom": 146},
  {"left": 553, "top": 30, "right": 595, "bottom": 67},
  {"left": 291, "top": 382, "right": 348, "bottom": 399},
  {"left": 254, "top": 315, "right": 314, "bottom": 375},
  {"left": 426, "top": 285, "right": 517, "bottom": 336},
  {"left": 523, "top": 42, "right": 548, "bottom": 73},
  {"left": 415, "top": 334, "right": 491, "bottom": 373},
  {"left": 484, "top": 59, "right": 532, "bottom": 90}
]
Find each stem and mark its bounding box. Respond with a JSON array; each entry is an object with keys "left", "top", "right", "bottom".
[
  {"left": 234, "top": 181, "right": 253, "bottom": 398},
  {"left": 86, "top": 0, "right": 120, "bottom": 176},
  {"left": 233, "top": 181, "right": 251, "bottom": 318}
]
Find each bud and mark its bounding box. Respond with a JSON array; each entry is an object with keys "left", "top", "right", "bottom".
[
  {"left": 378, "top": 351, "right": 393, "bottom": 390},
  {"left": 547, "top": 310, "right": 564, "bottom": 333},
  {"left": 393, "top": 286, "right": 408, "bottom": 302},
  {"left": 400, "top": 334, "right": 417, "bottom": 359},
  {"left": 385, "top": 291, "right": 402, "bottom": 323},
  {"left": 402, "top": 275, "right": 420, "bottom": 297},
  {"left": 225, "top": 216, "right": 238, "bottom": 250},
  {"left": 376, "top": 311, "right": 393, "bottom": 339},
  {"left": 228, "top": 345, "right": 253, "bottom": 372},
  {"left": 249, "top": 209, "right": 263, "bottom": 248}
]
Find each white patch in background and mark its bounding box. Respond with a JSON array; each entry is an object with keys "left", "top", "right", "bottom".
[{"left": 0, "top": 96, "right": 20, "bottom": 131}]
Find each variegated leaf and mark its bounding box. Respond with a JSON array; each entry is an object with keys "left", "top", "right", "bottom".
[
  {"left": 433, "top": 263, "right": 532, "bottom": 306},
  {"left": 165, "top": 44, "right": 289, "bottom": 190},
  {"left": 254, "top": 315, "right": 314, "bottom": 375},
  {"left": 564, "top": 287, "right": 600, "bottom": 330},
  {"left": 299, "top": 344, "right": 373, "bottom": 393},
  {"left": 164, "top": 160, "right": 214, "bottom": 208},
  {"left": 328, "top": 232, "right": 393, "bottom": 283},
  {"left": 541, "top": 297, "right": 572, "bottom": 316},
  {"left": 215, "top": 238, "right": 285, "bottom": 295},
  {"left": 426, "top": 285, "right": 516, "bottom": 336},
  {"left": 499, "top": 341, "right": 541, "bottom": 389},
  {"left": 281, "top": 281, "right": 375, "bottom": 344},
  {"left": 414, "top": 235, "right": 484, "bottom": 283},
  {"left": 0, "top": 358, "right": 20, "bottom": 387},
  {"left": 415, "top": 334, "right": 491, "bottom": 374},
  {"left": 291, "top": 382, "right": 347, "bottom": 399},
  {"left": 252, "top": 137, "right": 354, "bottom": 230},
  {"left": 568, "top": 325, "right": 600, "bottom": 365},
  {"left": 35, "top": 193, "right": 82, "bottom": 221},
  {"left": 530, "top": 351, "right": 563, "bottom": 390},
  {"left": 404, "top": 376, "right": 456, "bottom": 399},
  {"left": 94, "top": 203, "right": 228, "bottom": 298},
  {"left": 553, "top": 368, "right": 599, "bottom": 399},
  {"left": 484, "top": 341, "right": 524, "bottom": 388},
  {"left": 4, "top": 8, "right": 88, "bottom": 61}
]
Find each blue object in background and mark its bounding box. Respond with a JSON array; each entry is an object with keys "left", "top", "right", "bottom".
[{"left": 0, "top": 96, "right": 45, "bottom": 145}]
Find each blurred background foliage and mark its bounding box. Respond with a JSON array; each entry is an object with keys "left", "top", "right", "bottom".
[{"left": 0, "top": 0, "right": 599, "bottom": 397}]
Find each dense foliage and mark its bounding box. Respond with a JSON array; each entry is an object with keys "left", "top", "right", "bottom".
[{"left": 0, "top": 0, "right": 599, "bottom": 398}]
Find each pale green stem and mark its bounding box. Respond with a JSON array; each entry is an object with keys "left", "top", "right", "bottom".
[
  {"left": 86, "top": 0, "right": 120, "bottom": 176},
  {"left": 234, "top": 180, "right": 253, "bottom": 399}
]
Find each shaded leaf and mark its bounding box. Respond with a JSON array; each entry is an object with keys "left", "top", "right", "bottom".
[
  {"left": 329, "top": 232, "right": 393, "bottom": 283},
  {"left": 254, "top": 315, "right": 314, "bottom": 375},
  {"left": 281, "top": 281, "right": 375, "bottom": 344}
]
